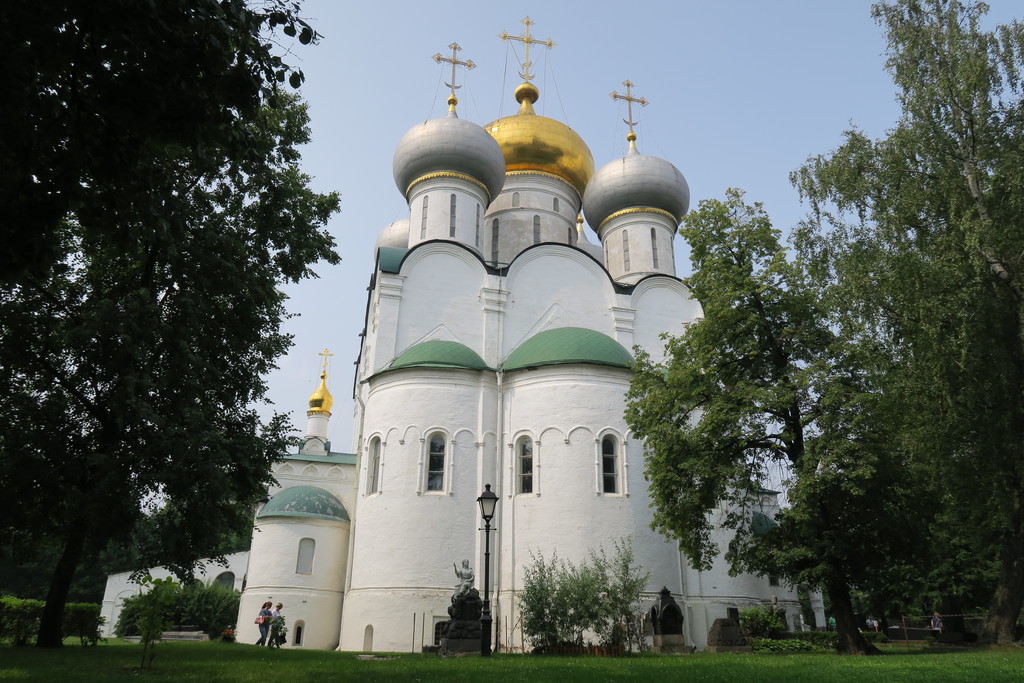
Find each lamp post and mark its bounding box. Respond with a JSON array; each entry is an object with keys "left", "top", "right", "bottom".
[{"left": 477, "top": 483, "right": 498, "bottom": 657}]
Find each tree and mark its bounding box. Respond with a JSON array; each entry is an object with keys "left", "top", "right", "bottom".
[
  {"left": 625, "top": 190, "right": 921, "bottom": 654},
  {"left": 0, "top": 5, "right": 339, "bottom": 647},
  {"left": 0, "top": 0, "right": 318, "bottom": 285},
  {"left": 792, "top": 0, "right": 1024, "bottom": 643}
]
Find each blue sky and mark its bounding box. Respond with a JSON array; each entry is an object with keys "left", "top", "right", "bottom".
[{"left": 262, "top": 0, "right": 1019, "bottom": 451}]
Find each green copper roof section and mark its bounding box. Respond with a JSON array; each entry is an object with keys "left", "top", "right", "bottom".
[
  {"left": 752, "top": 511, "right": 779, "bottom": 537},
  {"left": 257, "top": 486, "right": 350, "bottom": 522},
  {"left": 283, "top": 453, "right": 357, "bottom": 465},
  {"left": 388, "top": 340, "right": 491, "bottom": 372},
  {"left": 502, "top": 327, "right": 633, "bottom": 371},
  {"left": 378, "top": 247, "right": 408, "bottom": 273}
]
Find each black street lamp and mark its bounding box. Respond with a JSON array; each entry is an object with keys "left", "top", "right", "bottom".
[{"left": 477, "top": 483, "right": 498, "bottom": 657}]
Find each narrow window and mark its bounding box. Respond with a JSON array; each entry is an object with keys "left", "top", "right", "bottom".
[
  {"left": 533, "top": 215, "right": 540, "bottom": 244},
  {"left": 517, "top": 438, "right": 533, "bottom": 494},
  {"left": 567, "top": 227, "right": 573, "bottom": 244},
  {"left": 512, "top": 192, "right": 520, "bottom": 207},
  {"left": 622, "top": 231, "right": 631, "bottom": 270},
  {"left": 475, "top": 204, "right": 481, "bottom": 247},
  {"left": 553, "top": 197, "right": 559, "bottom": 213},
  {"left": 420, "top": 195, "right": 429, "bottom": 239},
  {"left": 427, "top": 433, "right": 445, "bottom": 491},
  {"left": 293, "top": 621, "right": 305, "bottom": 646},
  {"left": 368, "top": 437, "right": 381, "bottom": 494},
  {"left": 651, "top": 228, "right": 659, "bottom": 269},
  {"left": 601, "top": 436, "right": 618, "bottom": 494},
  {"left": 491, "top": 219, "right": 499, "bottom": 263},
  {"left": 363, "top": 625, "right": 373, "bottom": 651},
  {"left": 296, "top": 538, "right": 315, "bottom": 574},
  {"left": 449, "top": 194, "right": 457, "bottom": 237},
  {"left": 769, "top": 575, "right": 780, "bottom": 587}
]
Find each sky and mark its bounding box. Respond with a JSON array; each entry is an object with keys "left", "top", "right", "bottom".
[{"left": 259, "top": 0, "right": 1019, "bottom": 452}]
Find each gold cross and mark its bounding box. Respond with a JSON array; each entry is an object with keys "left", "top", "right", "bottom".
[
  {"left": 433, "top": 42, "right": 475, "bottom": 96},
  {"left": 500, "top": 17, "right": 554, "bottom": 82},
  {"left": 610, "top": 80, "right": 648, "bottom": 140},
  {"left": 318, "top": 348, "right": 333, "bottom": 375}
]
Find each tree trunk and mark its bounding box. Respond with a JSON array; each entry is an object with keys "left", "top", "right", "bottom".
[
  {"left": 827, "top": 581, "right": 879, "bottom": 655},
  {"left": 983, "top": 495, "right": 1024, "bottom": 645},
  {"left": 37, "top": 523, "right": 88, "bottom": 647}
]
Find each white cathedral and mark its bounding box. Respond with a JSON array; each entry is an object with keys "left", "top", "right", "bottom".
[{"left": 102, "top": 28, "right": 823, "bottom": 652}]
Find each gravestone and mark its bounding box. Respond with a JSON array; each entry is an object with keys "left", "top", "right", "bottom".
[
  {"left": 439, "top": 588, "right": 483, "bottom": 656},
  {"left": 706, "top": 617, "right": 752, "bottom": 653},
  {"left": 650, "top": 587, "right": 692, "bottom": 654}
]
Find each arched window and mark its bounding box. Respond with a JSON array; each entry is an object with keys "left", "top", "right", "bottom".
[
  {"left": 363, "top": 625, "right": 374, "bottom": 652},
  {"left": 567, "top": 227, "right": 573, "bottom": 243},
  {"left": 533, "top": 215, "right": 540, "bottom": 243},
  {"left": 475, "top": 204, "right": 481, "bottom": 246},
  {"left": 296, "top": 537, "right": 315, "bottom": 574},
  {"left": 553, "top": 197, "right": 559, "bottom": 213},
  {"left": 517, "top": 437, "right": 533, "bottom": 494},
  {"left": 426, "top": 433, "right": 446, "bottom": 491},
  {"left": 601, "top": 436, "right": 619, "bottom": 494},
  {"left": 420, "top": 195, "right": 429, "bottom": 239},
  {"left": 491, "top": 219, "right": 500, "bottom": 263},
  {"left": 622, "top": 231, "right": 631, "bottom": 270},
  {"left": 512, "top": 192, "right": 520, "bottom": 207},
  {"left": 433, "top": 621, "right": 449, "bottom": 646},
  {"left": 293, "top": 620, "right": 305, "bottom": 646},
  {"left": 214, "top": 572, "right": 235, "bottom": 589},
  {"left": 368, "top": 437, "right": 381, "bottom": 494},
  {"left": 449, "top": 194, "right": 457, "bottom": 237},
  {"left": 651, "top": 228, "right": 659, "bottom": 269}
]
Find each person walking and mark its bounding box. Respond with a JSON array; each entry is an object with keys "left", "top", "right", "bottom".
[{"left": 254, "top": 601, "right": 273, "bottom": 646}]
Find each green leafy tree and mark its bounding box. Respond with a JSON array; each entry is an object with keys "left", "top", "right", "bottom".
[
  {"left": 0, "top": 4, "right": 339, "bottom": 647},
  {"left": 792, "top": 0, "right": 1024, "bottom": 643},
  {"left": 134, "top": 576, "right": 178, "bottom": 670},
  {"left": 626, "top": 190, "right": 921, "bottom": 654}
]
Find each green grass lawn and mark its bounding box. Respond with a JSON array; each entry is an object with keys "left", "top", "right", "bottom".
[{"left": 1, "top": 640, "right": 1021, "bottom": 682}]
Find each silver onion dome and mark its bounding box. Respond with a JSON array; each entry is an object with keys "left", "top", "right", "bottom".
[
  {"left": 582, "top": 145, "right": 689, "bottom": 231},
  {"left": 374, "top": 218, "right": 410, "bottom": 252},
  {"left": 392, "top": 104, "right": 506, "bottom": 203}
]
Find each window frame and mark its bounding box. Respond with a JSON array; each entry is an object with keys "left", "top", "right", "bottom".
[
  {"left": 516, "top": 436, "right": 534, "bottom": 494},
  {"left": 425, "top": 432, "right": 447, "bottom": 493}
]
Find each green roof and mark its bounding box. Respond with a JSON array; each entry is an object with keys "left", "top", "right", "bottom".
[
  {"left": 502, "top": 327, "right": 633, "bottom": 371},
  {"left": 387, "top": 340, "right": 491, "bottom": 372},
  {"left": 752, "top": 511, "right": 779, "bottom": 537},
  {"left": 378, "top": 247, "right": 408, "bottom": 273},
  {"left": 258, "top": 486, "right": 350, "bottom": 522},
  {"left": 283, "top": 453, "right": 357, "bottom": 465}
]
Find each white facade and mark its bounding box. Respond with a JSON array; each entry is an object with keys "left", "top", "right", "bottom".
[{"left": 103, "top": 64, "right": 824, "bottom": 652}]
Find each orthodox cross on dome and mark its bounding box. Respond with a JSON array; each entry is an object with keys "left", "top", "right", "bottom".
[
  {"left": 500, "top": 16, "right": 554, "bottom": 82},
  {"left": 610, "top": 79, "right": 648, "bottom": 143},
  {"left": 318, "top": 348, "right": 333, "bottom": 376},
  {"left": 433, "top": 42, "right": 476, "bottom": 100}
]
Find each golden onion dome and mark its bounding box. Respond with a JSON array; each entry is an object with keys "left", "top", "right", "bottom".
[
  {"left": 307, "top": 372, "right": 333, "bottom": 415},
  {"left": 485, "top": 82, "right": 595, "bottom": 198}
]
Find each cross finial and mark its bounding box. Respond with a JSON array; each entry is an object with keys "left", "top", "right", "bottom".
[
  {"left": 500, "top": 16, "right": 555, "bottom": 82},
  {"left": 610, "top": 79, "right": 649, "bottom": 144},
  {"left": 433, "top": 42, "right": 476, "bottom": 107},
  {"left": 318, "top": 348, "right": 333, "bottom": 376}
]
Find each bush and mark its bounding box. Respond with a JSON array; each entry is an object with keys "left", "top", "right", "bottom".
[
  {"left": 64, "top": 603, "right": 104, "bottom": 646},
  {"left": 739, "top": 606, "right": 786, "bottom": 639},
  {"left": 752, "top": 637, "right": 819, "bottom": 652},
  {"left": 780, "top": 630, "right": 837, "bottom": 648},
  {"left": 176, "top": 580, "right": 241, "bottom": 639},
  {"left": 861, "top": 630, "right": 889, "bottom": 644},
  {"left": 518, "top": 539, "right": 649, "bottom": 653},
  {"left": 0, "top": 597, "right": 43, "bottom": 646}
]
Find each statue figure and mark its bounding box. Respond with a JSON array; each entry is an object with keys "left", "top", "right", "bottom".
[{"left": 452, "top": 559, "right": 474, "bottom": 600}]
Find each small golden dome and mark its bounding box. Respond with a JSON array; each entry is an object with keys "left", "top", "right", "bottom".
[
  {"left": 485, "top": 83, "right": 595, "bottom": 198},
  {"left": 307, "top": 372, "right": 333, "bottom": 415}
]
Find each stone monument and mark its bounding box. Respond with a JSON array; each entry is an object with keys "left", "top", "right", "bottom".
[
  {"left": 650, "top": 587, "right": 692, "bottom": 654},
  {"left": 439, "top": 560, "right": 483, "bottom": 656},
  {"left": 706, "top": 617, "right": 752, "bottom": 653}
]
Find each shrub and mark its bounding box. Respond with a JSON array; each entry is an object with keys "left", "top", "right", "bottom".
[
  {"left": 64, "top": 602, "right": 104, "bottom": 646},
  {"left": 739, "top": 606, "right": 786, "bottom": 639},
  {"left": 135, "top": 575, "right": 178, "bottom": 670},
  {"left": 780, "top": 630, "right": 836, "bottom": 648},
  {"left": 518, "top": 539, "right": 649, "bottom": 653},
  {"left": 0, "top": 597, "right": 43, "bottom": 646},
  {"left": 175, "top": 580, "right": 241, "bottom": 639},
  {"left": 752, "top": 637, "right": 818, "bottom": 652}
]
